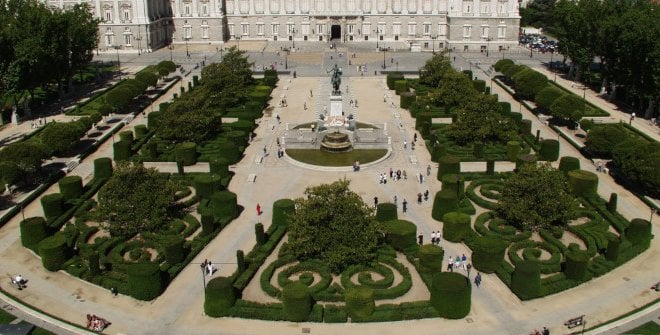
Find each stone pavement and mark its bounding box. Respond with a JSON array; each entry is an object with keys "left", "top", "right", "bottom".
[{"left": 0, "top": 55, "right": 658, "bottom": 335}]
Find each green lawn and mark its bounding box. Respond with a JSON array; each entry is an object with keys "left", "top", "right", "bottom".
[
  {"left": 623, "top": 321, "right": 660, "bottom": 335},
  {"left": 0, "top": 308, "right": 16, "bottom": 323},
  {"left": 286, "top": 149, "right": 388, "bottom": 166}
]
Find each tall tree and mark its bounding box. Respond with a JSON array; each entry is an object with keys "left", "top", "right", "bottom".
[
  {"left": 419, "top": 50, "right": 452, "bottom": 88},
  {"left": 446, "top": 94, "right": 517, "bottom": 145}
]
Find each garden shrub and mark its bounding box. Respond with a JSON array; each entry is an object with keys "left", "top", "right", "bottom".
[
  {"left": 520, "top": 119, "right": 532, "bottom": 135},
  {"left": 507, "top": 141, "right": 521, "bottom": 162},
  {"left": 163, "top": 235, "right": 185, "bottom": 264},
  {"left": 535, "top": 86, "right": 564, "bottom": 110},
  {"left": 272, "top": 198, "right": 295, "bottom": 226},
  {"left": 625, "top": 219, "right": 652, "bottom": 248},
  {"left": 607, "top": 193, "right": 617, "bottom": 212},
  {"left": 558, "top": 156, "right": 580, "bottom": 173},
  {"left": 345, "top": 287, "right": 375, "bottom": 319},
  {"left": 493, "top": 59, "right": 514, "bottom": 72},
  {"left": 441, "top": 212, "right": 472, "bottom": 243},
  {"left": 515, "top": 153, "right": 537, "bottom": 170},
  {"left": 87, "top": 251, "right": 101, "bottom": 276},
  {"left": 432, "top": 190, "right": 459, "bottom": 220},
  {"left": 382, "top": 220, "right": 417, "bottom": 251},
  {"left": 236, "top": 250, "right": 246, "bottom": 272},
  {"left": 148, "top": 111, "right": 164, "bottom": 129},
  {"left": 565, "top": 250, "right": 589, "bottom": 280},
  {"left": 568, "top": 170, "right": 599, "bottom": 197},
  {"left": 200, "top": 214, "right": 216, "bottom": 235},
  {"left": 175, "top": 142, "right": 197, "bottom": 166},
  {"left": 255, "top": 223, "right": 265, "bottom": 245},
  {"left": 605, "top": 235, "right": 620, "bottom": 261},
  {"left": 209, "top": 158, "right": 230, "bottom": 177},
  {"left": 38, "top": 233, "right": 69, "bottom": 271},
  {"left": 418, "top": 244, "right": 444, "bottom": 273},
  {"left": 430, "top": 272, "right": 471, "bottom": 319},
  {"left": 58, "top": 176, "right": 83, "bottom": 200},
  {"left": 472, "top": 79, "right": 486, "bottom": 93},
  {"left": 437, "top": 155, "right": 460, "bottom": 179},
  {"left": 194, "top": 174, "right": 223, "bottom": 199},
  {"left": 376, "top": 203, "right": 398, "bottom": 222},
  {"left": 539, "top": 139, "right": 560, "bottom": 161},
  {"left": 441, "top": 174, "right": 465, "bottom": 198},
  {"left": 224, "top": 130, "right": 248, "bottom": 147},
  {"left": 400, "top": 92, "right": 416, "bottom": 109},
  {"left": 473, "top": 141, "right": 484, "bottom": 158},
  {"left": 204, "top": 277, "right": 237, "bottom": 317},
  {"left": 215, "top": 141, "right": 241, "bottom": 164},
  {"left": 41, "top": 193, "right": 64, "bottom": 219},
  {"left": 511, "top": 260, "right": 541, "bottom": 299},
  {"left": 386, "top": 72, "right": 404, "bottom": 89},
  {"left": 472, "top": 236, "right": 507, "bottom": 273},
  {"left": 498, "top": 102, "right": 511, "bottom": 114},
  {"left": 512, "top": 68, "right": 548, "bottom": 99},
  {"left": 119, "top": 130, "right": 134, "bottom": 143},
  {"left": 134, "top": 124, "right": 148, "bottom": 139},
  {"left": 113, "top": 140, "right": 132, "bottom": 161},
  {"left": 210, "top": 191, "right": 238, "bottom": 220},
  {"left": 486, "top": 160, "right": 495, "bottom": 174},
  {"left": 20, "top": 217, "right": 48, "bottom": 252},
  {"left": 282, "top": 282, "right": 312, "bottom": 322},
  {"left": 394, "top": 80, "right": 408, "bottom": 95},
  {"left": 127, "top": 262, "right": 164, "bottom": 300},
  {"left": 324, "top": 305, "right": 348, "bottom": 323}
]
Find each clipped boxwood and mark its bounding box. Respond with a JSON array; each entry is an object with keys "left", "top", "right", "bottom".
[
  {"left": 255, "top": 223, "right": 265, "bottom": 245},
  {"left": 511, "top": 260, "right": 541, "bottom": 299},
  {"left": 194, "top": 174, "right": 223, "bottom": 199},
  {"left": 430, "top": 272, "right": 471, "bottom": 319},
  {"left": 432, "top": 190, "right": 458, "bottom": 221},
  {"left": 175, "top": 142, "right": 198, "bottom": 166},
  {"left": 539, "top": 139, "right": 560, "bottom": 161},
  {"left": 565, "top": 250, "right": 589, "bottom": 280},
  {"left": 520, "top": 119, "right": 532, "bottom": 135},
  {"left": 200, "top": 214, "right": 216, "bottom": 235},
  {"left": 605, "top": 235, "right": 620, "bottom": 261},
  {"left": 345, "top": 287, "right": 375, "bottom": 319},
  {"left": 58, "top": 175, "right": 83, "bottom": 201},
  {"left": 386, "top": 72, "right": 404, "bottom": 89},
  {"left": 394, "top": 80, "right": 408, "bottom": 95},
  {"left": 383, "top": 220, "right": 417, "bottom": 251},
  {"left": 376, "top": 203, "right": 398, "bottom": 222},
  {"left": 515, "top": 153, "right": 537, "bottom": 170},
  {"left": 163, "top": 235, "right": 185, "bottom": 264},
  {"left": 41, "top": 193, "right": 64, "bottom": 219},
  {"left": 113, "top": 140, "right": 132, "bottom": 161},
  {"left": 134, "top": 124, "right": 148, "bottom": 139},
  {"left": 418, "top": 244, "right": 444, "bottom": 273},
  {"left": 119, "top": 130, "right": 134, "bottom": 143},
  {"left": 210, "top": 191, "right": 238, "bottom": 220},
  {"left": 127, "top": 262, "right": 164, "bottom": 301},
  {"left": 507, "top": 141, "right": 521, "bottom": 162},
  {"left": 272, "top": 198, "right": 295, "bottom": 226},
  {"left": 441, "top": 212, "right": 472, "bottom": 243},
  {"left": 209, "top": 158, "right": 230, "bottom": 177},
  {"left": 437, "top": 155, "right": 460, "bottom": 179},
  {"left": 558, "top": 156, "right": 580, "bottom": 173},
  {"left": 94, "top": 157, "right": 113, "bottom": 180},
  {"left": 568, "top": 170, "right": 599, "bottom": 197},
  {"left": 38, "top": 234, "right": 69, "bottom": 271},
  {"left": 224, "top": 130, "right": 248, "bottom": 147},
  {"left": 20, "top": 217, "right": 48, "bottom": 252},
  {"left": 215, "top": 141, "right": 241, "bottom": 164},
  {"left": 204, "top": 276, "right": 237, "bottom": 317},
  {"left": 147, "top": 111, "right": 164, "bottom": 128},
  {"left": 625, "top": 218, "right": 652, "bottom": 248},
  {"left": 282, "top": 282, "right": 312, "bottom": 322},
  {"left": 400, "top": 92, "right": 416, "bottom": 109},
  {"left": 441, "top": 174, "right": 465, "bottom": 198},
  {"left": 472, "top": 236, "right": 508, "bottom": 273}
]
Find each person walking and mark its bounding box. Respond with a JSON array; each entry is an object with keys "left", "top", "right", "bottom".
[
  {"left": 466, "top": 263, "right": 472, "bottom": 278},
  {"left": 256, "top": 203, "right": 262, "bottom": 216},
  {"left": 402, "top": 199, "right": 408, "bottom": 213},
  {"left": 475, "top": 272, "right": 482, "bottom": 287},
  {"left": 374, "top": 196, "right": 379, "bottom": 208},
  {"left": 427, "top": 164, "right": 431, "bottom": 176}
]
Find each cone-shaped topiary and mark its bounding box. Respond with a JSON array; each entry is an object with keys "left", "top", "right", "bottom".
[
  {"left": 419, "top": 244, "right": 444, "bottom": 273},
  {"left": 625, "top": 218, "right": 652, "bottom": 248},
  {"left": 163, "top": 235, "right": 185, "bottom": 264},
  {"left": 113, "top": 140, "right": 132, "bottom": 161},
  {"left": 432, "top": 190, "right": 459, "bottom": 220},
  {"left": 58, "top": 176, "right": 83, "bottom": 201},
  {"left": 282, "top": 282, "right": 312, "bottom": 322},
  {"left": 94, "top": 157, "right": 113, "bottom": 180},
  {"left": 272, "top": 198, "right": 295, "bottom": 226},
  {"left": 539, "top": 139, "right": 560, "bottom": 161},
  {"left": 20, "top": 217, "right": 48, "bottom": 252},
  {"left": 376, "top": 203, "right": 398, "bottom": 222},
  {"left": 38, "top": 234, "right": 69, "bottom": 271},
  {"left": 204, "top": 276, "right": 237, "bottom": 317},
  {"left": 127, "top": 262, "right": 164, "bottom": 301},
  {"left": 568, "top": 170, "right": 599, "bottom": 198},
  {"left": 437, "top": 155, "right": 461, "bottom": 179},
  {"left": 345, "top": 287, "right": 375, "bottom": 320},
  {"left": 507, "top": 141, "right": 521, "bottom": 162},
  {"left": 194, "top": 174, "right": 223, "bottom": 199},
  {"left": 430, "top": 272, "right": 471, "bottom": 319},
  {"left": 558, "top": 156, "right": 580, "bottom": 174},
  {"left": 175, "top": 142, "right": 197, "bottom": 166},
  {"left": 441, "top": 174, "right": 465, "bottom": 198},
  {"left": 441, "top": 212, "right": 472, "bottom": 243},
  {"left": 41, "top": 193, "right": 64, "bottom": 219},
  {"left": 511, "top": 260, "right": 541, "bottom": 299},
  {"left": 210, "top": 191, "right": 238, "bottom": 220},
  {"left": 209, "top": 158, "right": 230, "bottom": 177},
  {"left": 382, "top": 220, "right": 417, "bottom": 251},
  {"left": 605, "top": 235, "right": 620, "bottom": 261},
  {"left": 565, "top": 250, "right": 589, "bottom": 280},
  {"left": 472, "top": 236, "right": 508, "bottom": 273}
]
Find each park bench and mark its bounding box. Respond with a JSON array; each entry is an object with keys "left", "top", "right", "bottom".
[
  {"left": 409, "top": 155, "right": 418, "bottom": 164},
  {"left": 64, "top": 160, "right": 79, "bottom": 173},
  {"left": 652, "top": 282, "right": 660, "bottom": 291},
  {"left": 564, "top": 315, "right": 584, "bottom": 329},
  {"left": 255, "top": 155, "right": 263, "bottom": 164},
  {"left": 247, "top": 174, "right": 257, "bottom": 183}
]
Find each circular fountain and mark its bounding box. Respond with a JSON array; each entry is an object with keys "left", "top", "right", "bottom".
[{"left": 320, "top": 131, "right": 352, "bottom": 152}]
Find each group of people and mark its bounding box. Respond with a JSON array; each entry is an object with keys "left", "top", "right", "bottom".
[
  {"left": 29, "top": 117, "right": 48, "bottom": 129},
  {"left": 11, "top": 274, "right": 27, "bottom": 290},
  {"left": 86, "top": 314, "right": 110, "bottom": 332},
  {"left": 529, "top": 327, "right": 550, "bottom": 335},
  {"left": 430, "top": 231, "right": 441, "bottom": 245},
  {"left": 378, "top": 168, "right": 408, "bottom": 184},
  {"left": 201, "top": 259, "right": 216, "bottom": 276}
]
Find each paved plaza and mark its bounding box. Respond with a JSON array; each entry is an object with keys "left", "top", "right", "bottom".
[{"left": 0, "top": 43, "right": 658, "bottom": 335}]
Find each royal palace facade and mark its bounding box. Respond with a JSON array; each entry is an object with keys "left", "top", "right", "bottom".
[{"left": 44, "top": 0, "right": 520, "bottom": 53}]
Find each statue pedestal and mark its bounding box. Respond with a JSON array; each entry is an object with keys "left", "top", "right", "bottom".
[{"left": 330, "top": 94, "right": 342, "bottom": 117}]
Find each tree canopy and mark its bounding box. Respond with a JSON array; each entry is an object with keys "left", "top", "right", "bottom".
[
  {"left": 446, "top": 94, "right": 517, "bottom": 145},
  {"left": 611, "top": 139, "right": 660, "bottom": 198},
  {"left": 419, "top": 51, "right": 453, "bottom": 88},
  {"left": 285, "top": 180, "right": 381, "bottom": 273}
]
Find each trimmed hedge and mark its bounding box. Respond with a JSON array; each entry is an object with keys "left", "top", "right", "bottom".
[
  {"left": 163, "top": 235, "right": 185, "bottom": 264},
  {"left": 345, "top": 287, "right": 375, "bottom": 319},
  {"left": 472, "top": 236, "right": 508, "bottom": 273},
  {"left": 386, "top": 72, "right": 404, "bottom": 89},
  {"left": 119, "top": 130, "right": 134, "bottom": 143},
  {"left": 209, "top": 158, "right": 230, "bottom": 177},
  {"left": 506, "top": 141, "right": 521, "bottom": 162},
  {"left": 282, "top": 282, "right": 312, "bottom": 322},
  {"left": 176, "top": 142, "right": 198, "bottom": 166},
  {"left": 418, "top": 244, "right": 444, "bottom": 273},
  {"left": 38, "top": 234, "right": 69, "bottom": 271},
  {"left": 515, "top": 153, "right": 537, "bottom": 170},
  {"left": 441, "top": 174, "right": 465, "bottom": 198},
  {"left": 430, "top": 272, "right": 471, "bottom": 319},
  {"left": 94, "top": 157, "right": 113, "bottom": 180},
  {"left": 134, "top": 124, "right": 148, "bottom": 138},
  {"left": 200, "top": 214, "right": 216, "bottom": 235},
  {"left": 441, "top": 212, "right": 472, "bottom": 243},
  {"left": 394, "top": 80, "right": 408, "bottom": 95},
  {"left": 20, "top": 217, "right": 48, "bottom": 252},
  {"left": 58, "top": 176, "right": 83, "bottom": 201},
  {"left": 607, "top": 193, "right": 618, "bottom": 212},
  {"left": 565, "top": 250, "right": 589, "bottom": 280},
  {"left": 205, "top": 277, "right": 237, "bottom": 317},
  {"left": 558, "top": 156, "right": 580, "bottom": 173},
  {"left": 539, "top": 139, "right": 560, "bottom": 162},
  {"left": 376, "top": 203, "right": 398, "bottom": 222},
  {"left": 383, "top": 220, "right": 417, "bottom": 251},
  {"left": 568, "top": 170, "right": 599, "bottom": 197},
  {"left": 41, "top": 193, "right": 64, "bottom": 219},
  {"left": 437, "top": 155, "right": 461, "bottom": 179},
  {"left": 400, "top": 92, "right": 416, "bottom": 109},
  {"left": 432, "top": 190, "right": 459, "bottom": 220},
  {"left": 625, "top": 219, "right": 652, "bottom": 248},
  {"left": 272, "top": 198, "right": 295, "bottom": 226},
  {"left": 511, "top": 260, "right": 541, "bottom": 299},
  {"left": 255, "top": 223, "right": 265, "bottom": 245},
  {"left": 210, "top": 191, "right": 238, "bottom": 220},
  {"left": 605, "top": 235, "right": 620, "bottom": 261},
  {"left": 194, "top": 174, "right": 223, "bottom": 199},
  {"left": 127, "top": 262, "right": 164, "bottom": 301},
  {"left": 113, "top": 140, "right": 132, "bottom": 161}
]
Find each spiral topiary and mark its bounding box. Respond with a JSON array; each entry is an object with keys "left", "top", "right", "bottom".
[
  {"left": 58, "top": 176, "right": 83, "bottom": 201},
  {"left": 127, "top": 262, "right": 164, "bottom": 301},
  {"left": 204, "top": 276, "right": 237, "bottom": 317},
  {"left": 625, "top": 218, "right": 652, "bottom": 248},
  {"left": 565, "top": 250, "right": 589, "bottom": 280},
  {"left": 282, "top": 282, "right": 312, "bottom": 322},
  {"left": 376, "top": 203, "right": 398, "bottom": 222},
  {"left": 94, "top": 157, "right": 113, "bottom": 180},
  {"left": 430, "top": 272, "right": 471, "bottom": 319},
  {"left": 272, "top": 198, "right": 295, "bottom": 226},
  {"left": 568, "top": 170, "right": 599, "bottom": 198},
  {"left": 558, "top": 156, "right": 581, "bottom": 174},
  {"left": 432, "top": 190, "right": 459, "bottom": 220},
  {"left": 113, "top": 140, "right": 132, "bottom": 161},
  {"left": 175, "top": 142, "right": 197, "bottom": 166},
  {"left": 437, "top": 155, "right": 461, "bottom": 179},
  {"left": 38, "top": 234, "right": 69, "bottom": 271},
  {"left": 210, "top": 191, "right": 238, "bottom": 220},
  {"left": 441, "top": 212, "right": 472, "bottom": 243},
  {"left": 209, "top": 158, "right": 230, "bottom": 177},
  {"left": 511, "top": 260, "right": 541, "bottom": 299},
  {"left": 194, "top": 174, "right": 223, "bottom": 199},
  {"left": 345, "top": 287, "right": 375, "bottom": 320},
  {"left": 20, "top": 217, "right": 48, "bottom": 252},
  {"left": 539, "top": 139, "right": 560, "bottom": 161},
  {"left": 163, "top": 235, "right": 185, "bottom": 264},
  {"left": 472, "top": 236, "right": 508, "bottom": 273},
  {"left": 418, "top": 244, "right": 444, "bottom": 273},
  {"left": 507, "top": 141, "right": 521, "bottom": 162},
  {"left": 382, "top": 220, "right": 417, "bottom": 251},
  {"left": 441, "top": 174, "right": 465, "bottom": 198},
  {"left": 41, "top": 193, "right": 64, "bottom": 219}
]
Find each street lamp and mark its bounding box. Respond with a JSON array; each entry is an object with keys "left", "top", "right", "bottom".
[
  {"left": 135, "top": 35, "right": 142, "bottom": 55},
  {"left": 375, "top": 28, "right": 380, "bottom": 49},
  {"left": 168, "top": 43, "right": 173, "bottom": 62},
  {"left": 184, "top": 36, "right": 190, "bottom": 58},
  {"left": 290, "top": 27, "right": 297, "bottom": 49},
  {"left": 236, "top": 35, "right": 241, "bottom": 51},
  {"left": 114, "top": 45, "right": 122, "bottom": 80},
  {"left": 382, "top": 48, "right": 386, "bottom": 69},
  {"left": 485, "top": 37, "right": 492, "bottom": 57},
  {"left": 431, "top": 35, "right": 436, "bottom": 53},
  {"left": 285, "top": 52, "right": 288, "bottom": 69}
]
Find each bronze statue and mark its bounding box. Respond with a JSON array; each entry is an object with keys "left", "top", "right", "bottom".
[{"left": 327, "top": 64, "right": 342, "bottom": 95}]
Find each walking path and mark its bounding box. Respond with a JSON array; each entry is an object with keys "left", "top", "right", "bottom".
[{"left": 0, "top": 54, "right": 658, "bottom": 335}]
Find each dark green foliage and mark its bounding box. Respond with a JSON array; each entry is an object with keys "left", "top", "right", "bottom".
[
  {"left": 176, "top": 160, "right": 184, "bottom": 175},
  {"left": 282, "top": 282, "right": 312, "bottom": 322},
  {"left": 205, "top": 277, "right": 237, "bottom": 317},
  {"left": 272, "top": 198, "right": 295, "bottom": 226},
  {"left": 558, "top": 156, "right": 580, "bottom": 173},
  {"left": 432, "top": 190, "right": 459, "bottom": 220},
  {"left": 441, "top": 212, "right": 472, "bottom": 243},
  {"left": 163, "top": 235, "right": 185, "bottom": 264},
  {"left": 441, "top": 174, "right": 465, "bottom": 198},
  {"left": 418, "top": 244, "right": 444, "bottom": 273},
  {"left": 516, "top": 153, "right": 537, "bottom": 170},
  {"left": 472, "top": 79, "right": 486, "bottom": 93},
  {"left": 0, "top": 161, "right": 22, "bottom": 185},
  {"left": 437, "top": 155, "right": 460, "bottom": 179},
  {"left": 224, "top": 130, "right": 248, "bottom": 147},
  {"left": 127, "top": 262, "right": 164, "bottom": 301},
  {"left": 549, "top": 94, "right": 585, "bottom": 122},
  {"left": 486, "top": 160, "right": 495, "bottom": 174},
  {"left": 255, "top": 223, "right": 265, "bottom": 245},
  {"left": 119, "top": 130, "right": 134, "bottom": 143},
  {"left": 430, "top": 272, "right": 471, "bottom": 319},
  {"left": 539, "top": 139, "right": 560, "bottom": 161},
  {"left": 113, "top": 140, "right": 132, "bottom": 161},
  {"left": 568, "top": 170, "right": 599, "bottom": 197},
  {"left": 605, "top": 235, "right": 620, "bottom": 261},
  {"left": 376, "top": 203, "right": 398, "bottom": 222},
  {"left": 41, "top": 193, "right": 63, "bottom": 219},
  {"left": 625, "top": 219, "right": 652, "bottom": 248},
  {"left": 498, "top": 102, "right": 511, "bottom": 114},
  {"left": 511, "top": 261, "right": 541, "bottom": 299},
  {"left": 148, "top": 111, "right": 164, "bottom": 129},
  {"left": 535, "top": 86, "right": 564, "bottom": 110},
  {"left": 134, "top": 124, "right": 148, "bottom": 139},
  {"left": 400, "top": 92, "right": 416, "bottom": 109},
  {"left": 215, "top": 141, "right": 241, "bottom": 164},
  {"left": 38, "top": 234, "right": 69, "bottom": 271},
  {"left": 382, "top": 220, "right": 417, "bottom": 251},
  {"left": 20, "top": 217, "right": 48, "bottom": 252},
  {"left": 200, "top": 214, "right": 216, "bottom": 234},
  {"left": 520, "top": 119, "right": 532, "bottom": 136},
  {"left": 585, "top": 124, "right": 630, "bottom": 158},
  {"left": 209, "top": 158, "right": 230, "bottom": 177},
  {"left": 507, "top": 141, "right": 521, "bottom": 162},
  {"left": 175, "top": 142, "right": 197, "bottom": 166},
  {"left": 607, "top": 193, "right": 618, "bottom": 212},
  {"left": 394, "top": 80, "right": 408, "bottom": 94},
  {"left": 512, "top": 69, "right": 548, "bottom": 99},
  {"left": 473, "top": 141, "right": 484, "bottom": 158},
  {"left": 236, "top": 250, "right": 246, "bottom": 272},
  {"left": 345, "top": 287, "right": 375, "bottom": 319},
  {"left": 194, "top": 174, "right": 222, "bottom": 199},
  {"left": 87, "top": 251, "right": 101, "bottom": 276},
  {"left": 386, "top": 72, "right": 405, "bottom": 89},
  {"left": 324, "top": 305, "right": 348, "bottom": 323},
  {"left": 210, "top": 191, "right": 238, "bottom": 220},
  {"left": 565, "top": 250, "right": 589, "bottom": 280},
  {"left": 472, "top": 236, "right": 508, "bottom": 273},
  {"left": 611, "top": 140, "right": 660, "bottom": 197},
  {"left": 135, "top": 71, "right": 158, "bottom": 88},
  {"left": 58, "top": 176, "right": 83, "bottom": 200},
  {"left": 446, "top": 94, "right": 517, "bottom": 145},
  {"left": 493, "top": 59, "right": 514, "bottom": 72},
  {"left": 0, "top": 141, "right": 47, "bottom": 174},
  {"left": 93, "top": 157, "right": 113, "bottom": 180}
]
